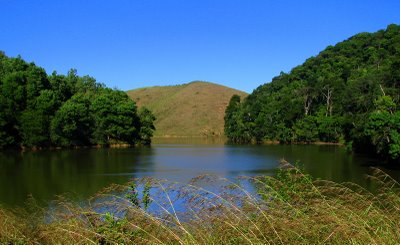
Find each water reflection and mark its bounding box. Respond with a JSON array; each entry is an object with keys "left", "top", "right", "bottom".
[
  {"left": 0, "top": 139, "right": 396, "bottom": 207},
  {"left": 0, "top": 147, "right": 154, "bottom": 206}
]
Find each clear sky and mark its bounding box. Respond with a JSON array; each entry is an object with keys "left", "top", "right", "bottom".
[{"left": 1, "top": 0, "right": 399, "bottom": 93}]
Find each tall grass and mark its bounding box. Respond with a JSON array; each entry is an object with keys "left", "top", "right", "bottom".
[{"left": 1, "top": 160, "right": 400, "bottom": 244}]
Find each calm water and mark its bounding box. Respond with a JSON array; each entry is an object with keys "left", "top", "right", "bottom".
[{"left": 1, "top": 138, "right": 399, "bottom": 207}]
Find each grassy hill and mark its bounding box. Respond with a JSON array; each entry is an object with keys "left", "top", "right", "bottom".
[{"left": 127, "top": 81, "right": 247, "bottom": 137}]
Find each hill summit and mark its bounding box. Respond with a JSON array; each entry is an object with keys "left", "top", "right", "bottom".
[{"left": 127, "top": 81, "right": 247, "bottom": 137}]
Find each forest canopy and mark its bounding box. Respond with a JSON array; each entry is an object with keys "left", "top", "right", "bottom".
[
  {"left": 225, "top": 24, "right": 400, "bottom": 161},
  {"left": 0, "top": 52, "right": 155, "bottom": 149}
]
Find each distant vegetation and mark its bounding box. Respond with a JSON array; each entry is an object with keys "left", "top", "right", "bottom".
[
  {"left": 1, "top": 162, "right": 400, "bottom": 244},
  {"left": 0, "top": 52, "right": 155, "bottom": 149},
  {"left": 225, "top": 24, "right": 400, "bottom": 161},
  {"left": 127, "top": 81, "right": 247, "bottom": 137}
]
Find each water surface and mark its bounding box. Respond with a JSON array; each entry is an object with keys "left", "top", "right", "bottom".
[{"left": 1, "top": 138, "right": 398, "bottom": 207}]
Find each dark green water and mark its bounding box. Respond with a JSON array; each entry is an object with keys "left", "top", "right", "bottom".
[{"left": 1, "top": 138, "right": 399, "bottom": 207}]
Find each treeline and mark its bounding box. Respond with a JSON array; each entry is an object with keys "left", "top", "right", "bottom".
[
  {"left": 0, "top": 52, "right": 155, "bottom": 149},
  {"left": 225, "top": 24, "right": 400, "bottom": 161}
]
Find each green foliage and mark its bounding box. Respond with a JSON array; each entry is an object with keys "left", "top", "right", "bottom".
[
  {"left": 224, "top": 24, "right": 400, "bottom": 160},
  {"left": 261, "top": 162, "right": 313, "bottom": 204},
  {"left": 316, "top": 114, "right": 344, "bottom": 142},
  {"left": 50, "top": 93, "right": 94, "bottom": 146},
  {"left": 224, "top": 94, "right": 252, "bottom": 142},
  {"left": 0, "top": 53, "right": 156, "bottom": 149},
  {"left": 20, "top": 109, "right": 49, "bottom": 147},
  {"left": 138, "top": 107, "right": 156, "bottom": 145},
  {"left": 224, "top": 95, "right": 242, "bottom": 141},
  {"left": 91, "top": 88, "right": 141, "bottom": 145},
  {"left": 292, "top": 116, "right": 318, "bottom": 142},
  {"left": 125, "top": 181, "right": 139, "bottom": 207},
  {"left": 125, "top": 180, "right": 152, "bottom": 211},
  {"left": 142, "top": 181, "right": 152, "bottom": 211},
  {"left": 365, "top": 95, "right": 400, "bottom": 160},
  {"left": 96, "top": 212, "right": 134, "bottom": 244}
]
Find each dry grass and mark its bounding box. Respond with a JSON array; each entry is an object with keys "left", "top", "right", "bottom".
[
  {"left": 126, "top": 81, "right": 248, "bottom": 137},
  {"left": 1, "top": 161, "right": 400, "bottom": 244}
]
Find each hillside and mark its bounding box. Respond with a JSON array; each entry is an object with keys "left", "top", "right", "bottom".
[
  {"left": 127, "top": 81, "right": 247, "bottom": 137},
  {"left": 225, "top": 24, "right": 400, "bottom": 160}
]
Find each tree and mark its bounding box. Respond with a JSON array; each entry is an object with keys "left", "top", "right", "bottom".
[
  {"left": 322, "top": 85, "right": 334, "bottom": 117},
  {"left": 20, "top": 110, "right": 48, "bottom": 147},
  {"left": 292, "top": 116, "right": 318, "bottom": 143},
  {"left": 224, "top": 95, "right": 247, "bottom": 142},
  {"left": 20, "top": 90, "right": 58, "bottom": 147},
  {"left": 51, "top": 93, "right": 94, "bottom": 146},
  {"left": 138, "top": 107, "right": 156, "bottom": 145},
  {"left": 91, "top": 88, "right": 141, "bottom": 145},
  {"left": 223, "top": 24, "right": 400, "bottom": 160},
  {"left": 0, "top": 52, "right": 157, "bottom": 149},
  {"left": 365, "top": 96, "right": 400, "bottom": 160},
  {"left": 316, "top": 115, "right": 343, "bottom": 142},
  {"left": 0, "top": 61, "right": 28, "bottom": 148}
]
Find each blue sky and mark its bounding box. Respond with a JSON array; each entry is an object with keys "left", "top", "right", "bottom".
[{"left": 1, "top": 0, "right": 399, "bottom": 93}]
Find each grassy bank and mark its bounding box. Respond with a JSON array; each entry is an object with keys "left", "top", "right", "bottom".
[{"left": 1, "top": 161, "right": 400, "bottom": 244}]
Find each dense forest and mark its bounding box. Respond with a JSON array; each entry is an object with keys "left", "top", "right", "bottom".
[
  {"left": 225, "top": 24, "right": 400, "bottom": 161},
  {"left": 0, "top": 52, "right": 155, "bottom": 149}
]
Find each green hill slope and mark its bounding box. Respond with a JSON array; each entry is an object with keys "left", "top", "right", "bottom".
[
  {"left": 225, "top": 24, "right": 400, "bottom": 160},
  {"left": 127, "top": 81, "right": 247, "bottom": 137}
]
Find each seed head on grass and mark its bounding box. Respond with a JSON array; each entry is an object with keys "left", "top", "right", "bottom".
[{"left": 1, "top": 162, "right": 400, "bottom": 244}]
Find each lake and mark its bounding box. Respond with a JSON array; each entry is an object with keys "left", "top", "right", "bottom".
[{"left": 1, "top": 138, "right": 399, "bottom": 207}]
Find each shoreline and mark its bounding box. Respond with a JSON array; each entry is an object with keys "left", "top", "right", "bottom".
[
  {"left": 5, "top": 137, "right": 343, "bottom": 152},
  {"left": 153, "top": 136, "right": 343, "bottom": 146}
]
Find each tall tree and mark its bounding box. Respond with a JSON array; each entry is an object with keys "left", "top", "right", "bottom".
[
  {"left": 91, "top": 88, "right": 141, "bottom": 145},
  {"left": 50, "top": 93, "right": 94, "bottom": 147},
  {"left": 365, "top": 95, "right": 400, "bottom": 160},
  {"left": 138, "top": 107, "right": 156, "bottom": 145},
  {"left": 224, "top": 95, "right": 248, "bottom": 142}
]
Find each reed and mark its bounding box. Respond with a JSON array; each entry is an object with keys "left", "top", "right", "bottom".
[{"left": 1, "top": 161, "right": 399, "bottom": 244}]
